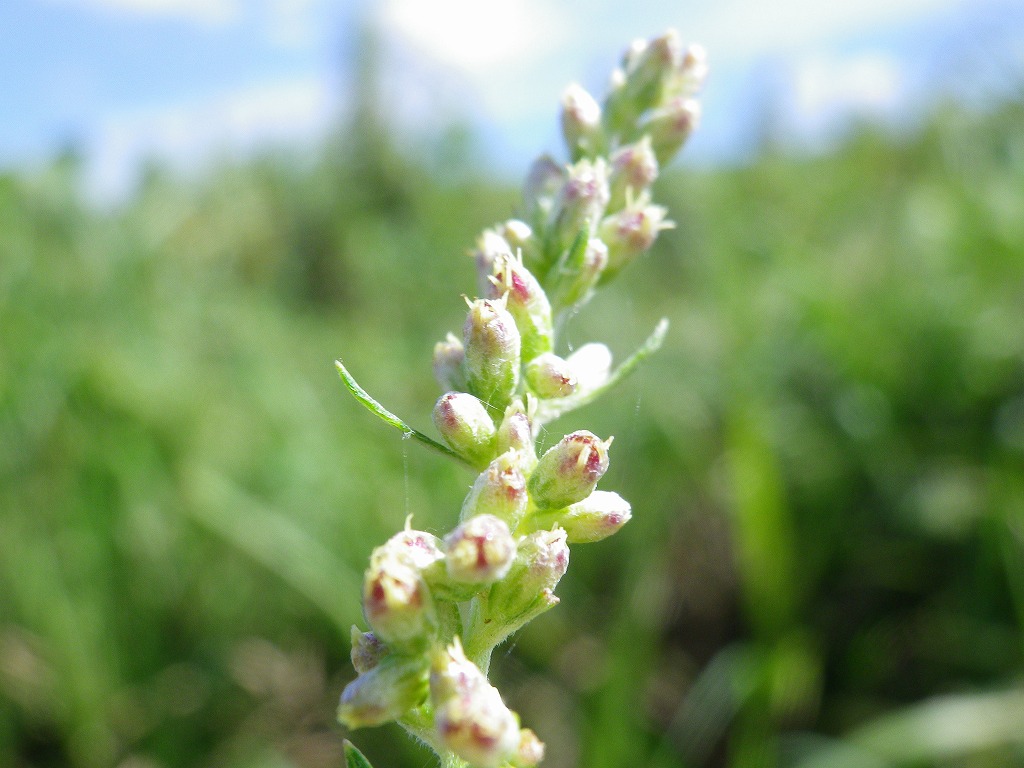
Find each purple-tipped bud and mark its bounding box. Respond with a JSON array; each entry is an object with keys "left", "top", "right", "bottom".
[
  {"left": 566, "top": 343, "right": 612, "bottom": 393},
  {"left": 514, "top": 729, "right": 546, "bottom": 767},
  {"left": 433, "top": 333, "right": 467, "bottom": 393},
  {"left": 598, "top": 195, "right": 672, "bottom": 280},
  {"left": 431, "top": 641, "right": 521, "bottom": 768},
  {"left": 496, "top": 399, "right": 536, "bottom": 463},
  {"left": 350, "top": 626, "right": 388, "bottom": 674},
  {"left": 362, "top": 555, "right": 434, "bottom": 645},
  {"left": 487, "top": 252, "right": 553, "bottom": 362},
  {"left": 444, "top": 514, "right": 517, "bottom": 584},
  {"left": 549, "top": 158, "right": 610, "bottom": 254},
  {"left": 373, "top": 527, "right": 446, "bottom": 572},
  {"left": 463, "top": 297, "right": 521, "bottom": 413},
  {"left": 640, "top": 96, "right": 701, "bottom": 166},
  {"left": 609, "top": 136, "right": 659, "bottom": 209},
  {"left": 560, "top": 83, "right": 604, "bottom": 160},
  {"left": 528, "top": 430, "right": 612, "bottom": 509},
  {"left": 525, "top": 353, "right": 577, "bottom": 399},
  {"left": 623, "top": 28, "right": 682, "bottom": 109},
  {"left": 433, "top": 391, "right": 498, "bottom": 469},
  {"left": 551, "top": 237, "right": 609, "bottom": 310},
  {"left": 460, "top": 449, "right": 530, "bottom": 528},
  {"left": 337, "top": 654, "right": 429, "bottom": 729},
  {"left": 529, "top": 490, "right": 632, "bottom": 544},
  {"left": 523, "top": 154, "right": 565, "bottom": 225},
  {"left": 486, "top": 529, "right": 570, "bottom": 626}
]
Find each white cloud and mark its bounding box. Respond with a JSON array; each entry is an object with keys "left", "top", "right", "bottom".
[
  {"left": 378, "top": 0, "right": 569, "bottom": 72},
  {"left": 86, "top": 78, "right": 337, "bottom": 199},
  {"left": 696, "top": 0, "right": 971, "bottom": 58},
  {"left": 784, "top": 51, "right": 909, "bottom": 145},
  {"left": 56, "top": 0, "right": 242, "bottom": 26}
]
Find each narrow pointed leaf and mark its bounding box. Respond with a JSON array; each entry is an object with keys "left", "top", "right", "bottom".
[
  {"left": 343, "top": 740, "right": 375, "bottom": 768},
  {"left": 336, "top": 359, "right": 471, "bottom": 467}
]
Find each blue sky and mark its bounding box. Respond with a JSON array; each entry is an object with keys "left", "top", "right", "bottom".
[{"left": 2, "top": 0, "right": 1021, "bottom": 199}]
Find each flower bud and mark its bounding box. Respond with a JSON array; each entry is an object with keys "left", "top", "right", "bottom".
[
  {"left": 560, "top": 83, "right": 604, "bottom": 160},
  {"left": 495, "top": 399, "right": 536, "bottom": 463},
  {"left": 525, "top": 353, "right": 577, "bottom": 399},
  {"left": 566, "top": 343, "right": 612, "bottom": 393},
  {"left": 486, "top": 528, "right": 570, "bottom": 626},
  {"left": 372, "top": 527, "right": 446, "bottom": 572},
  {"left": 623, "top": 29, "right": 682, "bottom": 111},
  {"left": 362, "top": 555, "right": 435, "bottom": 645},
  {"left": 609, "top": 136, "right": 659, "bottom": 209},
  {"left": 528, "top": 430, "right": 612, "bottom": 509},
  {"left": 667, "top": 42, "right": 708, "bottom": 98},
  {"left": 472, "top": 228, "right": 514, "bottom": 297},
  {"left": 433, "top": 333, "right": 467, "bottom": 393},
  {"left": 550, "top": 237, "right": 608, "bottom": 310},
  {"left": 444, "top": 514, "right": 517, "bottom": 584},
  {"left": 463, "top": 297, "right": 521, "bottom": 413},
  {"left": 499, "top": 219, "right": 540, "bottom": 268},
  {"left": 522, "top": 154, "right": 565, "bottom": 225},
  {"left": 350, "top": 626, "right": 388, "bottom": 674},
  {"left": 338, "top": 653, "right": 429, "bottom": 729},
  {"left": 528, "top": 490, "right": 632, "bottom": 543},
  {"left": 433, "top": 391, "right": 497, "bottom": 469},
  {"left": 549, "top": 158, "right": 610, "bottom": 255},
  {"left": 640, "top": 96, "right": 701, "bottom": 166},
  {"left": 598, "top": 196, "right": 672, "bottom": 281},
  {"left": 431, "top": 641, "right": 521, "bottom": 768},
  {"left": 487, "top": 252, "right": 553, "bottom": 362},
  {"left": 460, "top": 449, "right": 530, "bottom": 528},
  {"left": 513, "top": 729, "right": 546, "bottom": 767}
]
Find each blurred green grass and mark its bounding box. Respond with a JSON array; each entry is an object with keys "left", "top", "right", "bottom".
[{"left": 1, "top": 94, "right": 1023, "bottom": 768}]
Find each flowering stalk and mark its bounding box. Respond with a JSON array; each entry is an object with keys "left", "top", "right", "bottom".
[{"left": 335, "top": 29, "right": 705, "bottom": 768}]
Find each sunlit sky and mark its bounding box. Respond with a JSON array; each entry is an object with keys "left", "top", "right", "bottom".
[{"left": 2, "top": 0, "right": 1021, "bottom": 199}]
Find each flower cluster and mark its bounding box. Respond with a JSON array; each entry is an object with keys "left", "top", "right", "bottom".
[{"left": 337, "top": 30, "right": 705, "bottom": 768}]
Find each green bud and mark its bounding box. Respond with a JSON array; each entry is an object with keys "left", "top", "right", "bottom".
[
  {"left": 598, "top": 195, "right": 672, "bottom": 281},
  {"left": 513, "top": 729, "right": 546, "bottom": 767},
  {"left": 550, "top": 236, "right": 608, "bottom": 310},
  {"left": 496, "top": 399, "right": 537, "bottom": 467},
  {"left": 549, "top": 158, "right": 610, "bottom": 255},
  {"left": 487, "top": 252, "right": 553, "bottom": 362},
  {"left": 338, "top": 653, "right": 429, "bottom": 729},
  {"left": 460, "top": 449, "right": 530, "bottom": 528},
  {"left": 525, "top": 353, "right": 577, "bottom": 399},
  {"left": 444, "top": 514, "right": 517, "bottom": 584},
  {"left": 528, "top": 430, "right": 612, "bottom": 509},
  {"left": 527, "top": 490, "right": 632, "bottom": 544},
  {"left": 431, "top": 640, "right": 521, "bottom": 768},
  {"left": 433, "top": 333, "right": 467, "bottom": 393},
  {"left": 560, "top": 83, "right": 604, "bottom": 160},
  {"left": 622, "top": 29, "right": 682, "bottom": 111},
  {"left": 432, "top": 391, "right": 498, "bottom": 469},
  {"left": 485, "top": 528, "right": 570, "bottom": 627},
  {"left": 350, "top": 626, "right": 388, "bottom": 674},
  {"left": 608, "top": 136, "right": 659, "bottom": 209},
  {"left": 463, "top": 296, "right": 521, "bottom": 413},
  {"left": 362, "top": 554, "right": 435, "bottom": 646},
  {"left": 639, "top": 96, "right": 701, "bottom": 166}
]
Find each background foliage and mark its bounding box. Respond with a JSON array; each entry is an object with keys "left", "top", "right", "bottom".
[{"left": 1, "top": 64, "right": 1023, "bottom": 768}]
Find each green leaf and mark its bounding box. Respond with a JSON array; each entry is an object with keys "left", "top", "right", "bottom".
[
  {"left": 335, "top": 359, "right": 472, "bottom": 468},
  {"left": 343, "top": 740, "right": 375, "bottom": 768},
  {"left": 534, "top": 317, "right": 669, "bottom": 425}
]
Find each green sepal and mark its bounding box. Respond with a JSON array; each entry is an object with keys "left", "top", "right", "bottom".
[
  {"left": 336, "top": 360, "right": 472, "bottom": 468},
  {"left": 343, "top": 740, "right": 374, "bottom": 768},
  {"left": 534, "top": 317, "right": 669, "bottom": 425}
]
